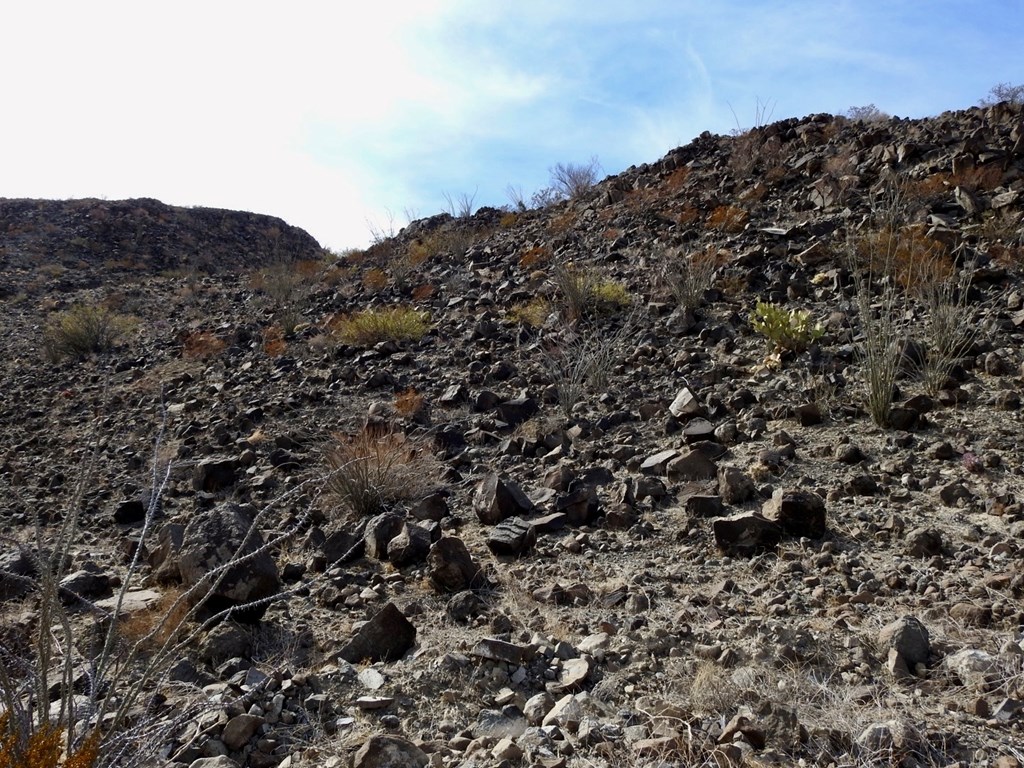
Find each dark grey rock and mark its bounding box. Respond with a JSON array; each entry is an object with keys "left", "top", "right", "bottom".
[
  {"left": 364, "top": 512, "right": 405, "bottom": 560},
  {"left": 474, "top": 473, "right": 535, "bottom": 524},
  {"left": 427, "top": 536, "right": 483, "bottom": 593},
  {"left": 387, "top": 522, "right": 432, "bottom": 567},
  {"left": 763, "top": 488, "right": 827, "bottom": 538},
  {"left": 339, "top": 603, "right": 416, "bottom": 663},
  {"left": 178, "top": 503, "right": 280, "bottom": 622},
  {"left": 486, "top": 516, "right": 536, "bottom": 556},
  {"left": 713, "top": 513, "right": 782, "bottom": 557}
]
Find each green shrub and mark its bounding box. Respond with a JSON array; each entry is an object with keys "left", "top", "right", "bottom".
[
  {"left": 333, "top": 306, "right": 430, "bottom": 346},
  {"left": 42, "top": 304, "right": 132, "bottom": 361},
  {"left": 750, "top": 301, "right": 823, "bottom": 353}
]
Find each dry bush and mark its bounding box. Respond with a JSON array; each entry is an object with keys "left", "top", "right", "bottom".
[
  {"left": 541, "top": 312, "right": 638, "bottom": 415},
  {"left": 707, "top": 204, "right": 749, "bottom": 233},
  {"left": 550, "top": 263, "right": 597, "bottom": 322},
  {"left": 331, "top": 306, "right": 430, "bottom": 346},
  {"left": 550, "top": 263, "right": 631, "bottom": 322},
  {"left": 42, "top": 304, "right": 133, "bottom": 361},
  {"left": 658, "top": 247, "right": 720, "bottom": 310},
  {"left": 325, "top": 426, "right": 440, "bottom": 518},
  {"left": 549, "top": 156, "right": 602, "bottom": 200},
  {"left": 914, "top": 257, "right": 979, "bottom": 395},
  {"left": 980, "top": 81, "right": 1024, "bottom": 107}
]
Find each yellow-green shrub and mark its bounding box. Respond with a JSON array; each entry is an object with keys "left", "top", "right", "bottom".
[
  {"left": 750, "top": 301, "right": 823, "bottom": 353},
  {"left": 42, "top": 304, "right": 132, "bottom": 361},
  {"left": 332, "top": 306, "right": 430, "bottom": 346}
]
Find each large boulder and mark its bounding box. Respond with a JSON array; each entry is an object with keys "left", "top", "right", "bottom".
[
  {"left": 474, "top": 474, "right": 535, "bottom": 524},
  {"left": 427, "top": 536, "right": 483, "bottom": 593},
  {"left": 178, "top": 503, "right": 280, "bottom": 622}
]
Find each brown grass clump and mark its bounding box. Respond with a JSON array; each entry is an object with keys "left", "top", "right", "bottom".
[
  {"left": 0, "top": 713, "right": 100, "bottom": 768},
  {"left": 411, "top": 283, "right": 437, "bottom": 303},
  {"left": 331, "top": 306, "right": 430, "bottom": 346},
  {"left": 262, "top": 326, "right": 287, "bottom": 356},
  {"left": 519, "top": 246, "right": 551, "bottom": 270},
  {"left": 663, "top": 166, "right": 690, "bottom": 191},
  {"left": 361, "top": 267, "right": 389, "bottom": 292},
  {"left": 181, "top": 330, "right": 227, "bottom": 360},
  {"left": 394, "top": 387, "right": 427, "bottom": 419},
  {"left": 325, "top": 426, "right": 440, "bottom": 517},
  {"left": 708, "top": 204, "right": 749, "bottom": 233},
  {"left": 854, "top": 225, "right": 952, "bottom": 292},
  {"left": 546, "top": 211, "right": 576, "bottom": 235},
  {"left": 115, "top": 586, "right": 189, "bottom": 651}
]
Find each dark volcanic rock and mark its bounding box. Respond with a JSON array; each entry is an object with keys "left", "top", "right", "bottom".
[
  {"left": 474, "top": 473, "right": 535, "bottom": 524},
  {"left": 178, "top": 503, "right": 281, "bottom": 622},
  {"left": 338, "top": 602, "right": 417, "bottom": 663},
  {"left": 713, "top": 513, "right": 782, "bottom": 556},
  {"left": 427, "top": 536, "right": 483, "bottom": 593}
]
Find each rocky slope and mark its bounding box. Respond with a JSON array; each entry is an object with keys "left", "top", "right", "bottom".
[{"left": 2, "top": 101, "right": 1024, "bottom": 768}]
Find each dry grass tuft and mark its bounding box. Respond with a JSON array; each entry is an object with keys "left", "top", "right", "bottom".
[
  {"left": 325, "top": 426, "right": 441, "bottom": 518},
  {"left": 331, "top": 306, "right": 430, "bottom": 346}
]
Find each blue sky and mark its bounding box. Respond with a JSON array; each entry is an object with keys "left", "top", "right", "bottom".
[{"left": 1, "top": 1, "right": 1022, "bottom": 250}]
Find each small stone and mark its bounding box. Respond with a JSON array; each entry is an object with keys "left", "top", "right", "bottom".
[
  {"left": 524, "top": 692, "right": 555, "bottom": 725},
  {"left": 666, "top": 449, "right": 717, "bottom": 481},
  {"left": 905, "top": 527, "right": 943, "bottom": 558},
  {"left": 718, "top": 466, "right": 756, "bottom": 504},
  {"left": 542, "top": 694, "right": 583, "bottom": 732},
  {"left": 472, "top": 638, "right": 527, "bottom": 665},
  {"left": 486, "top": 517, "right": 536, "bottom": 556}
]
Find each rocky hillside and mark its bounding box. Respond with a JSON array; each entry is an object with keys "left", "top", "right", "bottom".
[
  {"left": 1, "top": 101, "right": 1024, "bottom": 768},
  {"left": 0, "top": 196, "right": 324, "bottom": 296}
]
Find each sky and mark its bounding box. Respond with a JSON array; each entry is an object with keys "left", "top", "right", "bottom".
[{"left": 1, "top": 1, "right": 1022, "bottom": 251}]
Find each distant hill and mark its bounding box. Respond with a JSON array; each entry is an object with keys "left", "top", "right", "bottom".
[{"left": 0, "top": 197, "right": 323, "bottom": 292}]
